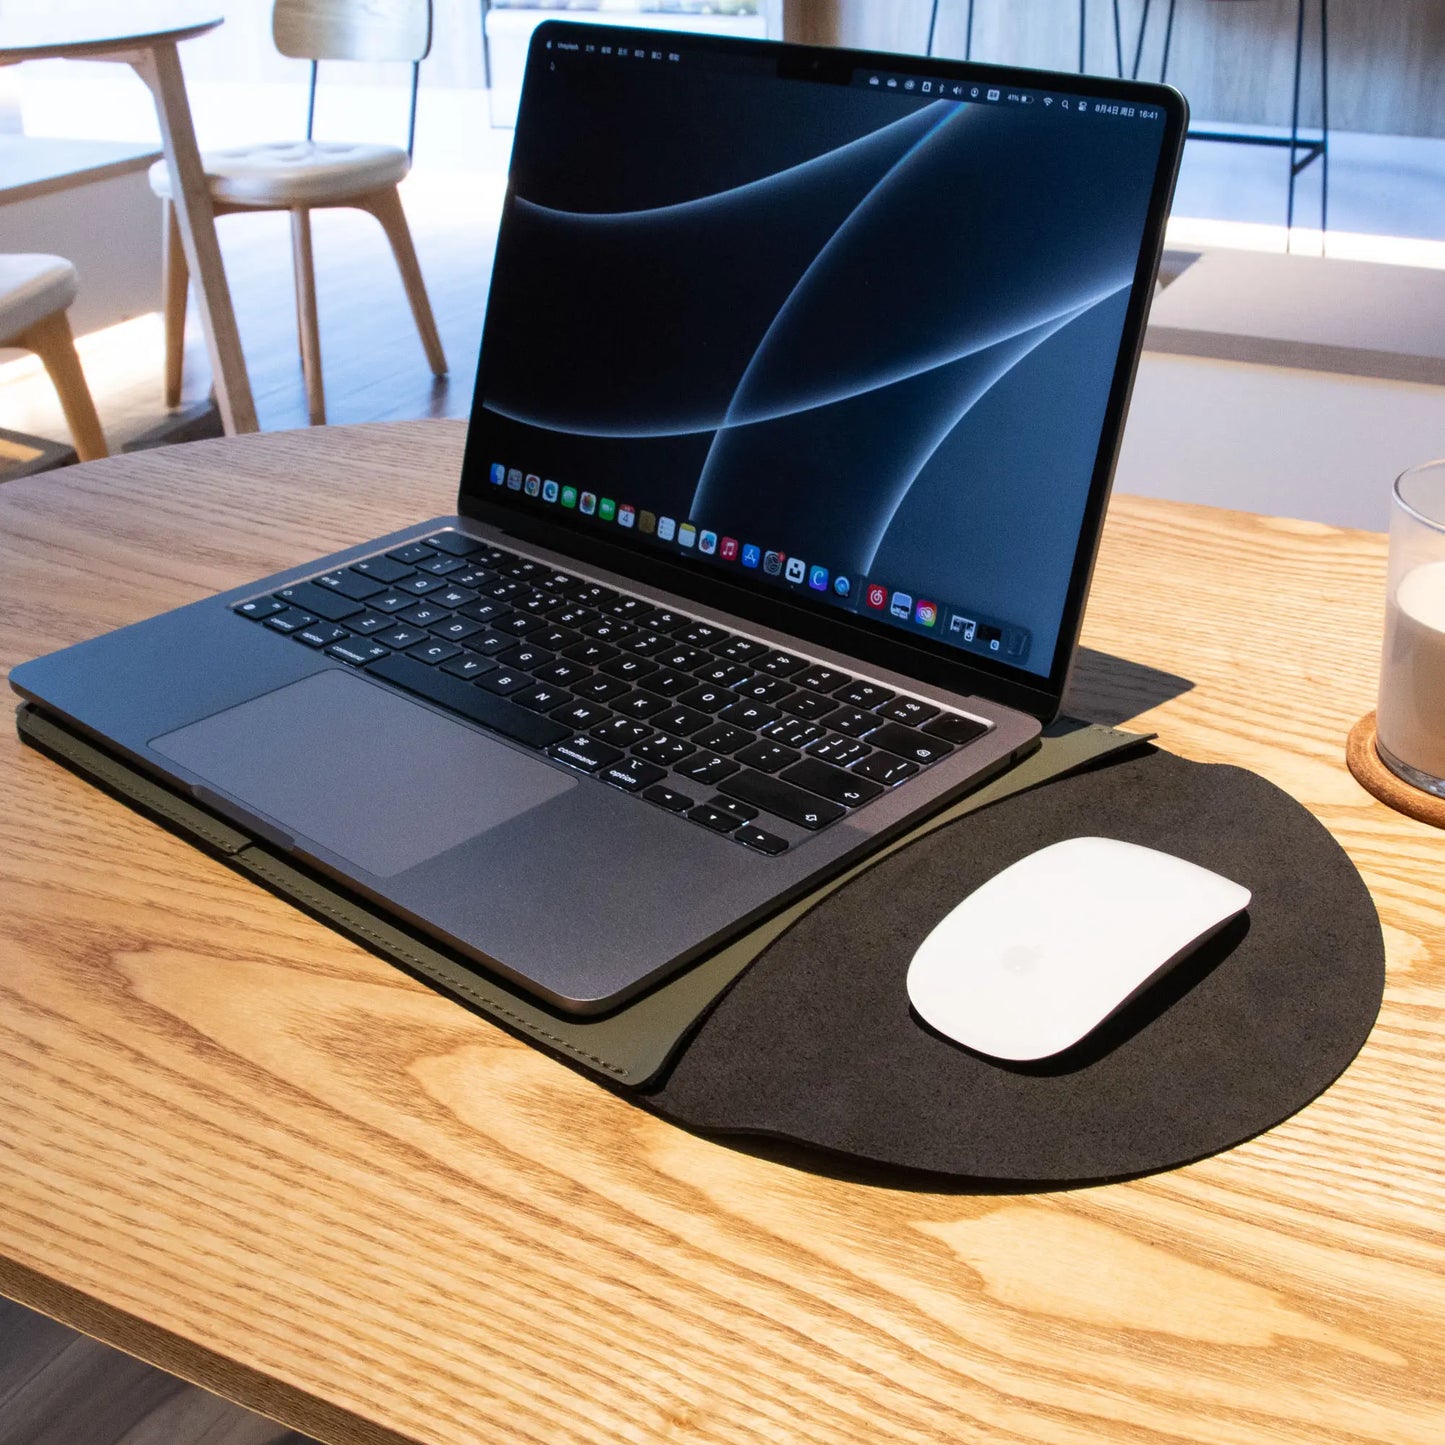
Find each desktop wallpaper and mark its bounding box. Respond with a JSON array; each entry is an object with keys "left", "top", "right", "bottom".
[{"left": 474, "top": 36, "right": 1167, "bottom": 678}]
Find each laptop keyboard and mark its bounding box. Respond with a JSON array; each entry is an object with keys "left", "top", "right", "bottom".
[{"left": 232, "top": 529, "right": 992, "bottom": 856}]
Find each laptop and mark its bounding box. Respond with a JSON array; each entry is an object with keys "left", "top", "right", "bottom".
[{"left": 10, "top": 24, "right": 1186, "bottom": 1015}]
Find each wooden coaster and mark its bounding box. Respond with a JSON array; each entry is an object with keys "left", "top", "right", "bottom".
[{"left": 1347, "top": 711, "right": 1445, "bottom": 828}]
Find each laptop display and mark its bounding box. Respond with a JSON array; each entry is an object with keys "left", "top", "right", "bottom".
[{"left": 468, "top": 26, "right": 1173, "bottom": 687}]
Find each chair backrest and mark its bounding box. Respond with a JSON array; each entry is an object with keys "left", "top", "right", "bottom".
[{"left": 272, "top": 0, "right": 432, "bottom": 65}]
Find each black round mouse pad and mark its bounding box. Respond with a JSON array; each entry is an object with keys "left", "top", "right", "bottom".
[{"left": 646, "top": 750, "right": 1386, "bottom": 1183}]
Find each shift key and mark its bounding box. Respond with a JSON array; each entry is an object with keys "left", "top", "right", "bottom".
[{"left": 719, "top": 770, "right": 844, "bottom": 830}]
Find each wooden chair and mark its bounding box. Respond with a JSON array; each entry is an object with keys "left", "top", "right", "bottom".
[
  {"left": 0, "top": 254, "right": 109, "bottom": 463},
  {"left": 150, "top": 0, "right": 447, "bottom": 426}
]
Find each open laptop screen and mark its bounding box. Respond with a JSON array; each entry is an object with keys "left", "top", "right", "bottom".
[{"left": 465, "top": 24, "right": 1177, "bottom": 688}]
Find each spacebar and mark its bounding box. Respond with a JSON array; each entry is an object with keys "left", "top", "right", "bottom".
[{"left": 367, "top": 653, "right": 569, "bottom": 749}]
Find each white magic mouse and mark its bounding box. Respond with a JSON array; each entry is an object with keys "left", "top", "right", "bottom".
[{"left": 906, "top": 837, "right": 1251, "bottom": 1062}]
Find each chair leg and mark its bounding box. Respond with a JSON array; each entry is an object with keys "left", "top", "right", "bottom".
[
  {"left": 18, "top": 310, "right": 109, "bottom": 462},
  {"left": 357, "top": 185, "right": 448, "bottom": 377},
  {"left": 289, "top": 206, "right": 326, "bottom": 426},
  {"left": 161, "top": 198, "right": 189, "bottom": 409}
]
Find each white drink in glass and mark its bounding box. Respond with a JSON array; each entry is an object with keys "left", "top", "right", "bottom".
[{"left": 1378, "top": 559, "right": 1445, "bottom": 790}]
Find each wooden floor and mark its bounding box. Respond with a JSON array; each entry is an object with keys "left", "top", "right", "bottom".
[
  {"left": 0, "top": 1295, "right": 318, "bottom": 1445},
  {"left": 0, "top": 170, "right": 499, "bottom": 452}
]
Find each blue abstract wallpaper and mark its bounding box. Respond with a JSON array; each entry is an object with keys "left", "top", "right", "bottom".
[{"left": 476, "top": 49, "right": 1165, "bottom": 678}]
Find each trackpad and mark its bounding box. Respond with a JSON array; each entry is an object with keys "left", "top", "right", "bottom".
[{"left": 151, "top": 669, "right": 575, "bottom": 877}]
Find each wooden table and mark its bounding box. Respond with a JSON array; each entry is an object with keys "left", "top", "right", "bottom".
[
  {"left": 0, "top": 5, "right": 259, "bottom": 434},
  {"left": 1, "top": 421, "right": 1442, "bottom": 1445}
]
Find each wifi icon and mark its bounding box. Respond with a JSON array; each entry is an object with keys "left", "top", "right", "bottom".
[{"left": 1043, "top": 96, "right": 1053, "bottom": 106}]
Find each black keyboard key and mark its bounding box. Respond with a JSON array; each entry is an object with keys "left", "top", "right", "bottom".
[
  {"left": 592, "top": 716, "right": 652, "bottom": 747},
  {"left": 408, "top": 639, "right": 462, "bottom": 666},
  {"left": 563, "top": 640, "right": 618, "bottom": 666},
  {"left": 451, "top": 566, "right": 497, "bottom": 589},
  {"left": 607, "top": 597, "right": 651, "bottom": 620},
  {"left": 399, "top": 602, "right": 449, "bottom": 627},
  {"left": 717, "top": 700, "right": 781, "bottom": 730},
  {"left": 573, "top": 674, "right": 630, "bottom": 704},
  {"left": 533, "top": 626, "right": 581, "bottom": 652},
  {"left": 851, "top": 752, "right": 919, "bottom": 786},
  {"left": 736, "top": 741, "right": 800, "bottom": 774},
  {"left": 719, "top": 771, "right": 845, "bottom": 831},
  {"left": 599, "top": 758, "right": 667, "bottom": 793},
  {"left": 643, "top": 784, "right": 693, "bottom": 813},
  {"left": 541, "top": 571, "right": 579, "bottom": 594},
  {"left": 601, "top": 655, "right": 657, "bottom": 685},
  {"left": 476, "top": 668, "right": 530, "bottom": 696},
  {"left": 472, "top": 632, "right": 513, "bottom": 656},
  {"left": 495, "top": 611, "right": 546, "bottom": 637},
  {"left": 506, "top": 560, "right": 543, "bottom": 579},
  {"left": 370, "top": 653, "right": 570, "bottom": 747},
  {"left": 553, "top": 700, "right": 611, "bottom": 730},
  {"left": 713, "top": 636, "right": 767, "bottom": 663},
  {"left": 695, "top": 661, "right": 751, "bottom": 689},
  {"left": 430, "top": 616, "right": 485, "bottom": 643},
  {"left": 325, "top": 639, "right": 388, "bottom": 665},
  {"left": 876, "top": 696, "right": 941, "bottom": 727},
  {"left": 734, "top": 825, "right": 788, "bottom": 856},
  {"left": 688, "top": 803, "right": 740, "bottom": 835},
  {"left": 573, "top": 583, "right": 619, "bottom": 607},
  {"left": 756, "top": 651, "right": 806, "bottom": 677},
  {"left": 423, "top": 530, "right": 482, "bottom": 556},
  {"left": 922, "top": 712, "right": 991, "bottom": 746},
  {"left": 653, "top": 705, "right": 710, "bottom": 737},
  {"left": 645, "top": 669, "right": 696, "bottom": 698},
  {"left": 633, "top": 734, "right": 695, "bottom": 767},
  {"left": 534, "top": 658, "right": 590, "bottom": 687},
  {"left": 415, "top": 554, "right": 464, "bottom": 577},
  {"left": 836, "top": 680, "right": 895, "bottom": 710},
  {"left": 676, "top": 753, "right": 739, "bottom": 787},
  {"left": 440, "top": 652, "right": 495, "bottom": 680},
  {"left": 679, "top": 684, "right": 737, "bottom": 714},
  {"left": 387, "top": 543, "right": 436, "bottom": 565},
  {"left": 794, "top": 665, "right": 849, "bottom": 693},
  {"left": 550, "top": 604, "right": 596, "bottom": 629},
  {"left": 869, "top": 722, "right": 953, "bottom": 765},
  {"left": 484, "top": 578, "right": 525, "bottom": 601},
  {"left": 657, "top": 645, "right": 706, "bottom": 672},
  {"left": 825, "top": 707, "right": 883, "bottom": 738},
  {"left": 678, "top": 622, "right": 725, "bottom": 646},
  {"left": 460, "top": 598, "right": 512, "bottom": 626},
  {"left": 375, "top": 625, "right": 430, "bottom": 650},
  {"left": 369, "top": 590, "right": 414, "bottom": 613},
  {"left": 235, "top": 597, "right": 287, "bottom": 621},
  {"left": 274, "top": 581, "right": 363, "bottom": 621},
  {"left": 762, "top": 718, "right": 826, "bottom": 750},
  {"left": 294, "top": 621, "right": 349, "bottom": 648},
  {"left": 518, "top": 590, "right": 558, "bottom": 615},
  {"left": 709, "top": 795, "right": 758, "bottom": 822},
  {"left": 499, "top": 642, "right": 554, "bottom": 671},
  {"left": 352, "top": 554, "right": 414, "bottom": 584},
  {"left": 349, "top": 612, "right": 392, "bottom": 635},
  {"left": 432, "top": 585, "right": 480, "bottom": 610},
  {"left": 264, "top": 607, "right": 317, "bottom": 635},
  {"left": 779, "top": 690, "right": 836, "bottom": 721},
  {"left": 811, "top": 735, "right": 869, "bottom": 766},
  {"left": 694, "top": 721, "right": 752, "bottom": 754},
  {"left": 547, "top": 735, "right": 622, "bottom": 773},
  {"left": 514, "top": 683, "right": 572, "bottom": 713},
  {"left": 317, "top": 569, "right": 386, "bottom": 601},
  {"left": 735, "top": 676, "right": 792, "bottom": 704},
  {"left": 616, "top": 690, "right": 668, "bottom": 719},
  {"left": 637, "top": 608, "right": 690, "bottom": 633},
  {"left": 583, "top": 617, "right": 634, "bottom": 642},
  {"left": 781, "top": 758, "right": 883, "bottom": 808},
  {"left": 396, "top": 574, "right": 448, "bottom": 596}
]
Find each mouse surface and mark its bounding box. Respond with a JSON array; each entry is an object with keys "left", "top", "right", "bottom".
[{"left": 906, "top": 836, "right": 1251, "bottom": 1061}]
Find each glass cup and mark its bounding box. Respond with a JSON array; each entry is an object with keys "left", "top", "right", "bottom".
[{"left": 1377, "top": 459, "right": 1445, "bottom": 798}]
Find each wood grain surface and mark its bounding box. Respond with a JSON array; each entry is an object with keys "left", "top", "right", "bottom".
[{"left": 1, "top": 421, "right": 1443, "bottom": 1445}]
